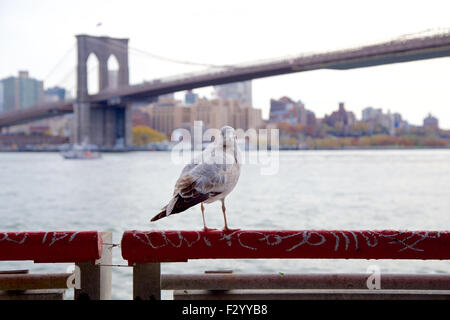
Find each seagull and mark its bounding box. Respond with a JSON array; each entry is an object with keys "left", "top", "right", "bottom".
[{"left": 150, "top": 126, "right": 241, "bottom": 231}]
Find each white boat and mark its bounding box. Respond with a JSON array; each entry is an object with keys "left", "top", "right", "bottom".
[
  {"left": 61, "top": 149, "right": 101, "bottom": 159},
  {"left": 60, "top": 141, "right": 101, "bottom": 160}
]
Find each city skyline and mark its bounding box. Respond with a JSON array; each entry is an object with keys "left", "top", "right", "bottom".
[
  {"left": 0, "top": 67, "right": 441, "bottom": 131},
  {"left": 0, "top": 67, "right": 444, "bottom": 132},
  {"left": 1, "top": 0, "right": 450, "bottom": 128},
  {"left": 266, "top": 97, "right": 441, "bottom": 128}
]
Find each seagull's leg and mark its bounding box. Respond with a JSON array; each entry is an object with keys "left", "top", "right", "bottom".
[
  {"left": 221, "top": 199, "right": 239, "bottom": 232},
  {"left": 201, "top": 203, "right": 216, "bottom": 232},
  {"left": 201, "top": 203, "right": 207, "bottom": 229}
]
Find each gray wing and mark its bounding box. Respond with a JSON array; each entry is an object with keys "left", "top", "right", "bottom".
[
  {"left": 175, "top": 146, "right": 237, "bottom": 197},
  {"left": 189, "top": 163, "right": 229, "bottom": 195},
  {"left": 161, "top": 162, "right": 224, "bottom": 217}
]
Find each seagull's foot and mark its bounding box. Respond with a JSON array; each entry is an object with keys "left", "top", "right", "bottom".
[
  {"left": 202, "top": 227, "right": 218, "bottom": 233},
  {"left": 222, "top": 227, "right": 240, "bottom": 233}
]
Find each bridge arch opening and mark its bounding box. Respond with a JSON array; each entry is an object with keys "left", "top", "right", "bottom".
[
  {"left": 107, "top": 54, "right": 120, "bottom": 89},
  {"left": 86, "top": 53, "right": 100, "bottom": 95}
]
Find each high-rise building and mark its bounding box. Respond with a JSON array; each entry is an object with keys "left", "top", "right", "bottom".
[
  {"left": 44, "top": 86, "right": 66, "bottom": 102},
  {"left": 145, "top": 97, "right": 263, "bottom": 136},
  {"left": 323, "top": 102, "right": 356, "bottom": 131},
  {"left": 362, "top": 107, "right": 383, "bottom": 121},
  {"left": 269, "top": 96, "right": 308, "bottom": 126},
  {"left": 185, "top": 90, "right": 198, "bottom": 105},
  {"left": 0, "top": 71, "right": 43, "bottom": 113},
  {"left": 147, "top": 100, "right": 192, "bottom": 136},
  {"left": 306, "top": 110, "right": 317, "bottom": 126},
  {"left": 228, "top": 102, "right": 263, "bottom": 131},
  {"left": 214, "top": 81, "right": 252, "bottom": 105},
  {"left": 158, "top": 93, "right": 175, "bottom": 101},
  {"left": 362, "top": 106, "right": 408, "bottom": 134},
  {"left": 392, "top": 112, "right": 405, "bottom": 129}
]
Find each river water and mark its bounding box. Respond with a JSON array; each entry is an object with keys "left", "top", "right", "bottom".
[{"left": 1, "top": 150, "right": 450, "bottom": 299}]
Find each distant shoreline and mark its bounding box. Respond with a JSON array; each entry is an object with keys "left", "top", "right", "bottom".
[
  {"left": 279, "top": 145, "right": 450, "bottom": 151},
  {"left": 1, "top": 145, "right": 450, "bottom": 153}
]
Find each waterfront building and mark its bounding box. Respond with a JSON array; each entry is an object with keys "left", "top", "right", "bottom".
[
  {"left": 362, "top": 106, "right": 408, "bottom": 134},
  {"left": 392, "top": 112, "right": 410, "bottom": 130},
  {"left": 214, "top": 81, "right": 252, "bottom": 105},
  {"left": 324, "top": 102, "right": 356, "bottom": 128},
  {"left": 194, "top": 98, "right": 230, "bottom": 130},
  {"left": 132, "top": 108, "right": 151, "bottom": 127},
  {"left": 0, "top": 71, "right": 44, "bottom": 113},
  {"left": 362, "top": 106, "right": 383, "bottom": 121},
  {"left": 423, "top": 113, "right": 439, "bottom": 129},
  {"left": 269, "top": 96, "right": 310, "bottom": 126},
  {"left": 147, "top": 100, "right": 187, "bottom": 136},
  {"left": 145, "top": 97, "right": 263, "bottom": 136},
  {"left": 224, "top": 99, "right": 263, "bottom": 131},
  {"left": 362, "top": 106, "right": 391, "bottom": 129},
  {"left": 306, "top": 110, "right": 317, "bottom": 126},
  {"left": 155, "top": 95, "right": 178, "bottom": 108}
]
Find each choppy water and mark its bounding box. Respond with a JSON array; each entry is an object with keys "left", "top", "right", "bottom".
[{"left": 1, "top": 150, "right": 450, "bottom": 299}]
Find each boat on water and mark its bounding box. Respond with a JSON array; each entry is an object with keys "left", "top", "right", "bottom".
[
  {"left": 60, "top": 142, "right": 101, "bottom": 160},
  {"left": 61, "top": 149, "right": 101, "bottom": 159}
]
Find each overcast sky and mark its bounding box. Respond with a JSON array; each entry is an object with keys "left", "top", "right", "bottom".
[{"left": 1, "top": 0, "right": 450, "bottom": 128}]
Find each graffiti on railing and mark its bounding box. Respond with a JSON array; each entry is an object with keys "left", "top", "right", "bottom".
[
  {"left": 0, "top": 231, "right": 80, "bottom": 247},
  {"left": 131, "top": 230, "right": 443, "bottom": 253}
]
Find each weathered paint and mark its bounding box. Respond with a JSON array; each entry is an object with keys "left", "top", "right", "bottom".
[
  {"left": 0, "top": 231, "right": 102, "bottom": 263},
  {"left": 121, "top": 229, "right": 450, "bottom": 264}
]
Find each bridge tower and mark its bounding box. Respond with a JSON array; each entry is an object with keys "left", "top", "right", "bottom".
[{"left": 73, "top": 35, "right": 132, "bottom": 149}]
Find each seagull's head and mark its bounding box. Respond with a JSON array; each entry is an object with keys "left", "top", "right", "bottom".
[
  {"left": 219, "top": 125, "right": 242, "bottom": 164},
  {"left": 220, "top": 126, "right": 237, "bottom": 147}
]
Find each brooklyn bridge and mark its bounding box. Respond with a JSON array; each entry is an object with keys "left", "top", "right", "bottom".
[{"left": 1, "top": 29, "right": 450, "bottom": 149}]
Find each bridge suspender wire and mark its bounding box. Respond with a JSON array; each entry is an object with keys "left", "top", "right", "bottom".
[
  {"left": 63, "top": 64, "right": 97, "bottom": 97},
  {"left": 42, "top": 42, "right": 76, "bottom": 83},
  {"left": 64, "top": 62, "right": 103, "bottom": 96},
  {"left": 54, "top": 66, "right": 76, "bottom": 93},
  {"left": 48, "top": 61, "right": 98, "bottom": 99}
]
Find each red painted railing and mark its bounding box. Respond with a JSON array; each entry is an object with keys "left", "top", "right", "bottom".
[
  {"left": 121, "top": 229, "right": 450, "bottom": 264},
  {"left": 0, "top": 231, "right": 102, "bottom": 263}
]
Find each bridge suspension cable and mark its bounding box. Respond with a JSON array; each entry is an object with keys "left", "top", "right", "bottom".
[
  {"left": 41, "top": 36, "right": 233, "bottom": 98},
  {"left": 86, "top": 36, "right": 230, "bottom": 69},
  {"left": 54, "top": 66, "right": 76, "bottom": 94},
  {"left": 127, "top": 45, "right": 231, "bottom": 69}
]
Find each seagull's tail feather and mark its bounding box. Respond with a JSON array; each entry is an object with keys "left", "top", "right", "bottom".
[{"left": 150, "top": 192, "right": 210, "bottom": 222}]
